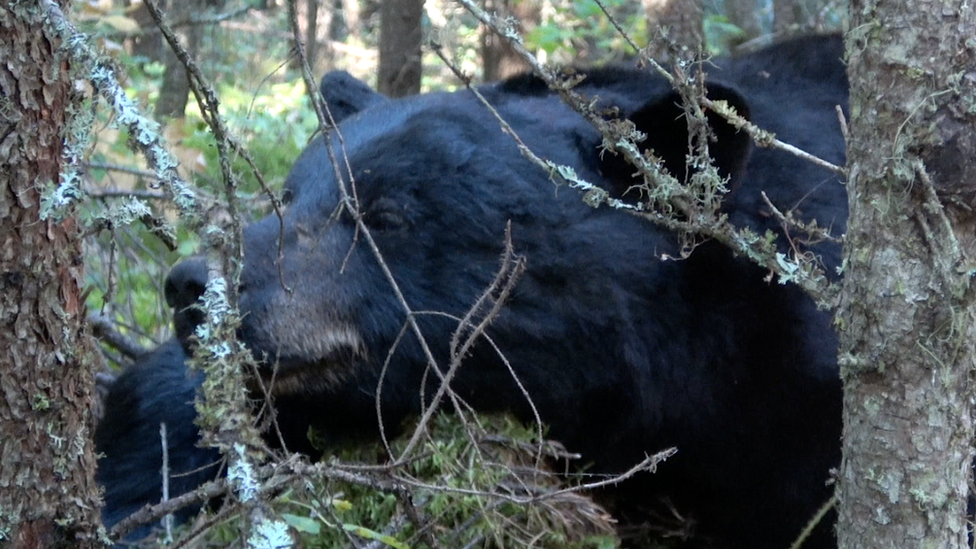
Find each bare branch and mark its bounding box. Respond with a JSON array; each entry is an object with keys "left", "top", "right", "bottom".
[{"left": 89, "top": 313, "right": 150, "bottom": 360}]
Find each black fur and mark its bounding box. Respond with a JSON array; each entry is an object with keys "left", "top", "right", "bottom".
[
  {"left": 95, "top": 340, "right": 220, "bottom": 542},
  {"left": 106, "top": 34, "right": 849, "bottom": 549}
]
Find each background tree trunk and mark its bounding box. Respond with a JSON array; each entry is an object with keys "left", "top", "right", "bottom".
[
  {"left": 129, "top": 0, "right": 164, "bottom": 62},
  {"left": 340, "top": 0, "right": 362, "bottom": 42},
  {"left": 773, "top": 0, "right": 828, "bottom": 33},
  {"left": 838, "top": 1, "right": 976, "bottom": 548},
  {"left": 155, "top": 0, "right": 206, "bottom": 120},
  {"left": 481, "top": 0, "right": 537, "bottom": 81},
  {"left": 293, "top": 0, "right": 338, "bottom": 75},
  {"left": 641, "top": 0, "right": 703, "bottom": 62},
  {"left": 0, "top": 3, "right": 103, "bottom": 549},
  {"left": 305, "top": 0, "right": 321, "bottom": 71},
  {"left": 724, "top": 0, "right": 762, "bottom": 43},
  {"left": 378, "top": 0, "right": 423, "bottom": 97}
]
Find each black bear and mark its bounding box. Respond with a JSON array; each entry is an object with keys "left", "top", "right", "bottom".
[
  {"left": 95, "top": 339, "right": 219, "bottom": 542},
  {"left": 103, "top": 34, "right": 849, "bottom": 549}
]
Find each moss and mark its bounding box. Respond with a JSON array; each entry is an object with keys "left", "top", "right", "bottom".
[{"left": 153, "top": 414, "right": 620, "bottom": 549}]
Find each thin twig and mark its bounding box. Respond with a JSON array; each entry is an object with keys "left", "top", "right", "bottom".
[
  {"left": 286, "top": 0, "right": 471, "bottom": 468},
  {"left": 449, "top": 1, "right": 840, "bottom": 307}
]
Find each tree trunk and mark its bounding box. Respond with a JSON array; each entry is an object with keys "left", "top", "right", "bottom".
[
  {"left": 328, "top": 0, "right": 349, "bottom": 42},
  {"left": 155, "top": 0, "right": 204, "bottom": 120},
  {"left": 0, "top": 4, "right": 103, "bottom": 549},
  {"left": 641, "top": 0, "right": 702, "bottom": 62},
  {"left": 773, "top": 0, "right": 827, "bottom": 33},
  {"left": 305, "top": 0, "right": 321, "bottom": 70},
  {"left": 837, "top": 2, "right": 976, "bottom": 548},
  {"left": 724, "top": 0, "right": 762, "bottom": 43},
  {"left": 378, "top": 0, "right": 424, "bottom": 97},
  {"left": 129, "top": 0, "right": 164, "bottom": 62},
  {"left": 340, "top": 0, "right": 362, "bottom": 41},
  {"left": 481, "top": 0, "right": 537, "bottom": 81}
]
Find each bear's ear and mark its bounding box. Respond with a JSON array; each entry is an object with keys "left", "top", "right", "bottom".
[
  {"left": 601, "top": 82, "right": 752, "bottom": 198},
  {"left": 318, "top": 70, "right": 387, "bottom": 124}
]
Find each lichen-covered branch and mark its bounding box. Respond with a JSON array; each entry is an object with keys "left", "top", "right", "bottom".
[{"left": 453, "top": 0, "right": 840, "bottom": 307}]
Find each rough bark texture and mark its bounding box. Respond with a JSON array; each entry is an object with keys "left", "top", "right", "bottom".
[
  {"left": 377, "top": 0, "right": 423, "bottom": 97},
  {"left": 0, "top": 3, "right": 103, "bottom": 549},
  {"left": 641, "top": 0, "right": 702, "bottom": 62},
  {"left": 838, "top": 2, "right": 976, "bottom": 548}
]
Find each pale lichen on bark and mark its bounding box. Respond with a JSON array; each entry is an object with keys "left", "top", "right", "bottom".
[
  {"left": 837, "top": 2, "right": 976, "bottom": 548},
  {"left": 0, "top": 2, "right": 105, "bottom": 547}
]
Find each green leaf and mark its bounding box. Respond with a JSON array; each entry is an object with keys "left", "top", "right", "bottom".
[
  {"left": 342, "top": 524, "right": 411, "bottom": 549},
  {"left": 281, "top": 514, "right": 321, "bottom": 535},
  {"left": 331, "top": 498, "right": 354, "bottom": 512}
]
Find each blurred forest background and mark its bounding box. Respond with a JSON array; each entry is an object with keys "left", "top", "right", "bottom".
[{"left": 78, "top": 0, "right": 844, "bottom": 367}]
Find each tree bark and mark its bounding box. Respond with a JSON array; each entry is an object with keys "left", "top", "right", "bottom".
[
  {"left": 155, "top": 0, "right": 203, "bottom": 120},
  {"left": 838, "top": 2, "right": 976, "bottom": 548},
  {"left": 0, "top": 3, "right": 103, "bottom": 549},
  {"left": 378, "top": 0, "right": 424, "bottom": 97},
  {"left": 641, "top": 0, "right": 703, "bottom": 62},
  {"left": 305, "top": 0, "right": 321, "bottom": 70},
  {"left": 481, "top": 0, "right": 537, "bottom": 81},
  {"left": 291, "top": 0, "right": 336, "bottom": 74},
  {"left": 129, "top": 0, "right": 164, "bottom": 62}
]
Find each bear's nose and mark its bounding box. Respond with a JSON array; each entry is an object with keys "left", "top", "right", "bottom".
[
  {"left": 164, "top": 258, "right": 209, "bottom": 311},
  {"left": 165, "top": 258, "right": 210, "bottom": 346}
]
